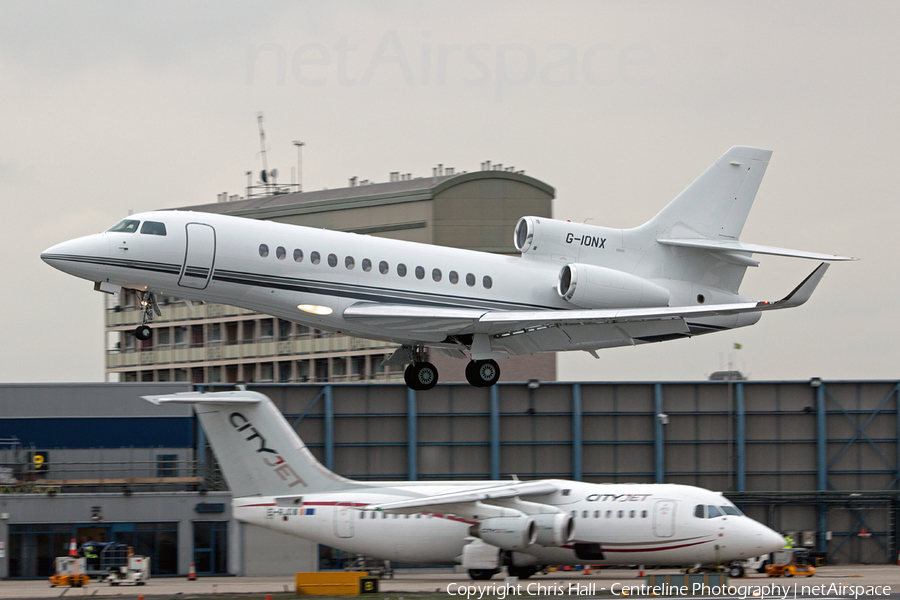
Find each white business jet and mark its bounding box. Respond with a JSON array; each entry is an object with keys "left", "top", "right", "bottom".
[
  {"left": 43, "top": 146, "right": 852, "bottom": 389},
  {"left": 144, "top": 388, "right": 786, "bottom": 579}
]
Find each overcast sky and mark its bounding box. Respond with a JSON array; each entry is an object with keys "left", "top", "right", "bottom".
[{"left": 2, "top": 1, "right": 897, "bottom": 384}]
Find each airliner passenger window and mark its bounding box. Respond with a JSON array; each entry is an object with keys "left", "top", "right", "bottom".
[
  {"left": 605, "top": 511, "right": 612, "bottom": 518},
  {"left": 582, "top": 511, "right": 588, "bottom": 518},
  {"left": 293, "top": 249, "right": 304, "bottom": 262},
  {"left": 362, "top": 259, "right": 372, "bottom": 272},
  {"left": 415, "top": 266, "right": 425, "bottom": 279},
  {"left": 593, "top": 511, "right": 599, "bottom": 518},
  {"left": 641, "top": 510, "right": 648, "bottom": 518},
  {"left": 466, "top": 273, "right": 475, "bottom": 286},
  {"left": 328, "top": 254, "right": 338, "bottom": 267},
  {"left": 311, "top": 252, "right": 321, "bottom": 265},
  {"left": 694, "top": 505, "right": 705, "bottom": 518},
  {"left": 706, "top": 505, "right": 723, "bottom": 518},
  {"left": 629, "top": 510, "right": 635, "bottom": 518},
  {"left": 449, "top": 271, "right": 459, "bottom": 284},
  {"left": 617, "top": 511, "right": 623, "bottom": 518},
  {"left": 140, "top": 221, "right": 167, "bottom": 236},
  {"left": 379, "top": 261, "right": 389, "bottom": 274},
  {"left": 345, "top": 256, "right": 355, "bottom": 270},
  {"left": 432, "top": 268, "right": 442, "bottom": 282},
  {"left": 276, "top": 246, "right": 286, "bottom": 260},
  {"left": 259, "top": 244, "right": 269, "bottom": 257},
  {"left": 483, "top": 276, "right": 493, "bottom": 289},
  {"left": 397, "top": 263, "right": 407, "bottom": 277},
  {"left": 107, "top": 219, "right": 140, "bottom": 233}
]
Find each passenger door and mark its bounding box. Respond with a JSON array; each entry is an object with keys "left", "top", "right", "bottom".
[
  {"left": 179, "top": 223, "right": 216, "bottom": 290},
  {"left": 652, "top": 500, "right": 676, "bottom": 537}
]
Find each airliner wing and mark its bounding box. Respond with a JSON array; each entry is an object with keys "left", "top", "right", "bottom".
[
  {"left": 365, "top": 480, "right": 560, "bottom": 513},
  {"left": 343, "top": 263, "right": 829, "bottom": 346}
]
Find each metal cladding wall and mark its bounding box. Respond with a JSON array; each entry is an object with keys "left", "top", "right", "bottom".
[{"left": 217, "top": 380, "right": 900, "bottom": 565}]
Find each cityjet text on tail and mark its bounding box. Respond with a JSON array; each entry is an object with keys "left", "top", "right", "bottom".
[
  {"left": 144, "top": 388, "right": 787, "bottom": 580},
  {"left": 42, "top": 146, "right": 853, "bottom": 389}
]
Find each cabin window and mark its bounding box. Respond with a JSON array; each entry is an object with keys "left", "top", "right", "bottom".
[
  {"left": 397, "top": 263, "right": 407, "bottom": 277},
  {"left": 259, "top": 244, "right": 269, "bottom": 258},
  {"left": 359, "top": 512, "right": 364, "bottom": 519},
  {"left": 617, "top": 510, "right": 623, "bottom": 518},
  {"left": 293, "top": 249, "right": 304, "bottom": 262},
  {"left": 379, "top": 261, "right": 389, "bottom": 274},
  {"left": 707, "top": 505, "right": 723, "bottom": 518},
  {"left": 641, "top": 510, "right": 648, "bottom": 518},
  {"left": 276, "top": 246, "right": 286, "bottom": 260},
  {"left": 415, "top": 266, "right": 425, "bottom": 280},
  {"left": 311, "top": 251, "right": 321, "bottom": 265},
  {"left": 593, "top": 510, "right": 599, "bottom": 518},
  {"left": 107, "top": 219, "right": 140, "bottom": 233},
  {"left": 140, "top": 221, "right": 167, "bottom": 236},
  {"left": 605, "top": 510, "right": 612, "bottom": 518},
  {"left": 571, "top": 511, "right": 576, "bottom": 518},
  {"left": 483, "top": 276, "right": 493, "bottom": 289},
  {"left": 362, "top": 258, "right": 372, "bottom": 272},
  {"left": 327, "top": 253, "right": 338, "bottom": 267},
  {"left": 629, "top": 510, "right": 635, "bottom": 518},
  {"left": 345, "top": 256, "right": 355, "bottom": 270},
  {"left": 370, "top": 513, "right": 376, "bottom": 519},
  {"left": 694, "top": 505, "right": 705, "bottom": 518},
  {"left": 582, "top": 511, "right": 588, "bottom": 519},
  {"left": 449, "top": 271, "right": 459, "bottom": 284},
  {"left": 466, "top": 273, "right": 476, "bottom": 287},
  {"left": 432, "top": 268, "right": 442, "bottom": 282}
]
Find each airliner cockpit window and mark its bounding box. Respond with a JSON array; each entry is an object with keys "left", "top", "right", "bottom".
[
  {"left": 720, "top": 505, "right": 742, "bottom": 516},
  {"left": 107, "top": 219, "right": 140, "bottom": 233},
  {"left": 140, "top": 221, "right": 167, "bottom": 236},
  {"left": 706, "top": 505, "right": 723, "bottom": 518}
]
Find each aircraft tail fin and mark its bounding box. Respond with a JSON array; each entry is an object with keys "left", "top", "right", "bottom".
[
  {"left": 144, "top": 390, "right": 357, "bottom": 498},
  {"left": 645, "top": 146, "right": 772, "bottom": 241}
]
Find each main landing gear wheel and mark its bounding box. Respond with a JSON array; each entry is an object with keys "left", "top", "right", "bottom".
[
  {"left": 134, "top": 325, "right": 152, "bottom": 341},
  {"left": 404, "top": 362, "right": 438, "bottom": 391},
  {"left": 728, "top": 564, "right": 745, "bottom": 578},
  {"left": 465, "top": 359, "right": 500, "bottom": 387},
  {"left": 468, "top": 569, "right": 498, "bottom": 581}
]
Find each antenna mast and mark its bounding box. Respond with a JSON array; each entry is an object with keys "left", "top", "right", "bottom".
[{"left": 257, "top": 113, "right": 271, "bottom": 192}]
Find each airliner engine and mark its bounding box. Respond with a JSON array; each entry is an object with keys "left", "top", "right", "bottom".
[
  {"left": 474, "top": 517, "right": 536, "bottom": 550},
  {"left": 557, "top": 263, "right": 670, "bottom": 309},
  {"left": 531, "top": 512, "right": 575, "bottom": 547}
]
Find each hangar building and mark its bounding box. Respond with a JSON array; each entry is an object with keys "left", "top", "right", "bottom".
[{"left": 0, "top": 379, "right": 897, "bottom": 578}]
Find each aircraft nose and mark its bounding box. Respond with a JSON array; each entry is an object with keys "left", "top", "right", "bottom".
[
  {"left": 750, "top": 522, "right": 787, "bottom": 555},
  {"left": 41, "top": 234, "right": 110, "bottom": 276}
]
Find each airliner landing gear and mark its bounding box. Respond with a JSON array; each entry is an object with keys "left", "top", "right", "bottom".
[
  {"left": 468, "top": 568, "right": 498, "bottom": 581},
  {"left": 133, "top": 291, "right": 160, "bottom": 341},
  {"left": 404, "top": 362, "right": 438, "bottom": 391},
  {"left": 465, "top": 359, "right": 500, "bottom": 387}
]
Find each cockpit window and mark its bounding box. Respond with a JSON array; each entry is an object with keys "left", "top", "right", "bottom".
[
  {"left": 720, "top": 505, "right": 742, "bottom": 516},
  {"left": 706, "top": 505, "right": 723, "bottom": 518},
  {"left": 107, "top": 219, "right": 139, "bottom": 233},
  {"left": 140, "top": 221, "right": 167, "bottom": 236},
  {"left": 694, "top": 504, "right": 705, "bottom": 518}
]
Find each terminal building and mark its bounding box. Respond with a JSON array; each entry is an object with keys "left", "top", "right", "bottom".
[
  {"left": 103, "top": 167, "right": 557, "bottom": 386},
  {"left": 0, "top": 379, "right": 898, "bottom": 579}
]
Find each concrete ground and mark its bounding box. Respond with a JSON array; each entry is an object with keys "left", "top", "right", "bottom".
[{"left": 0, "top": 566, "right": 896, "bottom": 598}]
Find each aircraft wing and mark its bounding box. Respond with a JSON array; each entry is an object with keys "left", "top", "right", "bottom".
[
  {"left": 364, "top": 480, "right": 560, "bottom": 514},
  {"left": 343, "top": 263, "right": 829, "bottom": 349}
]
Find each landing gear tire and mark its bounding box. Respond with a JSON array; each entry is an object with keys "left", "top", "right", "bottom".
[
  {"left": 465, "top": 359, "right": 500, "bottom": 387},
  {"left": 507, "top": 565, "right": 537, "bottom": 579},
  {"left": 468, "top": 569, "right": 498, "bottom": 581},
  {"left": 728, "top": 564, "right": 745, "bottom": 578},
  {"left": 404, "top": 362, "right": 438, "bottom": 391},
  {"left": 134, "top": 325, "right": 152, "bottom": 341}
]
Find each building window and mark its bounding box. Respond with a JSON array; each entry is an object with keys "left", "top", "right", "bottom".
[
  {"left": 397, "top": 263, "right": 407, "bottom": 277},
  {"left": 466, "top": 273, "right": 475, "bottom": 286},
  {"left": 311, "top": 251, "right": 321, "bottom": 265},
  {"left": 449, "top": 270, "right": 459, "bottom": 284},
  {"left": 276, "top": 246, "right": 286, "bottom": 260},
  {"left": 259, "top": 244, "right": 269, "bottom": 258},
  {"left": 345, "top": 256, "right": 355, "bottom": 269},
  {"left": 157, "top": 454, "right": 178, "bottom": 478}
]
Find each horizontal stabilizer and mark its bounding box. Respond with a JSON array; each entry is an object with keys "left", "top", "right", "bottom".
[
  {"left": 657, "top": 238, "right": 856, "bottom": 261},
  {"left": 143, "top": 390, "right": 264, "bottom": 405}
]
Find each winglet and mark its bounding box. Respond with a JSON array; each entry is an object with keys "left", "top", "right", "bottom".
[{"left": 758, "top": 262, "right": 829, "bottom": 310}]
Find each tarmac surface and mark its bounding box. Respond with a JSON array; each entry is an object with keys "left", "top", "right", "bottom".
[{"left": 0, "top": 566, "right": 897, "bottom": 599}]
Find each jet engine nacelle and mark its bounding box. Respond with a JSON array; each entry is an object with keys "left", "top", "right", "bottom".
[
  {"left": 557, "top": 263, "right": 670, "bottom": 309},
  {"left": 532, "top": 512, "right": 575, "bottom": 547},
  {"left": 475, "top": 517, "right": 536, "bottom": 551}
]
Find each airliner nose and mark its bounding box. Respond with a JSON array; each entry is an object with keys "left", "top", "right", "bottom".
[{"left": 41, "top": 234, "right": 110, "bottom": 278}]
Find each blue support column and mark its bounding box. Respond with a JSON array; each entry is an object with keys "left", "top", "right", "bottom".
[
  {"left": 654, "top": 383, "right": 664, "bottom": 484},
  {"left": 572, "top": 384, "right": 583, "bottom": 482},
  {"left": 324, "top": 385, "right": 334, "bottom": 471},
  {"left": 735, "top": 382, "right": 746, "bottom": 492},
  {"left": 490, "top": 386, "right": 500, "bottom": 480},
  {"left": 407, "top": 387, "right": 417, "bottom": 481},
  {"left": 816, "top": 382, "right": 827, "bottom": 553}
]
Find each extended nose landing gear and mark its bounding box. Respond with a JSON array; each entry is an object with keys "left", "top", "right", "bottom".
[{"left": 133, "top": 291, "right": 160, "bottom": 341}]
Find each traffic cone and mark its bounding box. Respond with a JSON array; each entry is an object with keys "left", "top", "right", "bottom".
[
  {"left": 188, "top": 562, "right": 197, "bottom": 581},
  {"left": 584, "top": 565, "right": 591, "bottom": 575},
  {"left": 69, "top": 538, "right": 78, "bottom": 557}
]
